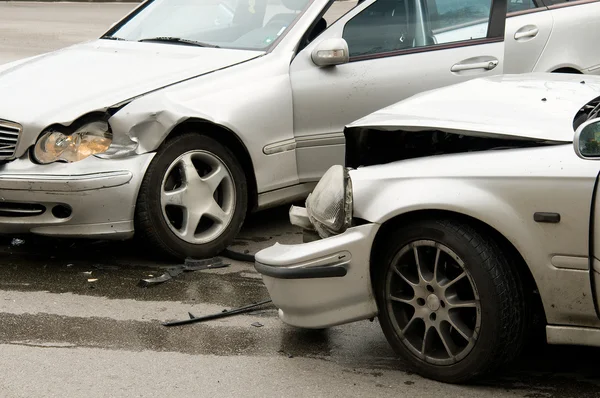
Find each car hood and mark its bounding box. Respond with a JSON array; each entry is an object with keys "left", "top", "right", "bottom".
[
  {"left": 346, "top": 73, "right": 600, "bottom": 142},
  {"left": 0, "top": 39, "right": 263, "bottom": 135}
]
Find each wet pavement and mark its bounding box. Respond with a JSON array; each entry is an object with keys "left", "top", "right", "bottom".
[{"left": 0, "top": 207, "right": 600, "bottom": 397}]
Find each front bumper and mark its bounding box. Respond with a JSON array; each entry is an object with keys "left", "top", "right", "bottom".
[
  {"left": 0, "top": 153, "right": 154, "bottom": 239},
  {"left": 255, "top": 217, "right": 380, "bottom": 329}
]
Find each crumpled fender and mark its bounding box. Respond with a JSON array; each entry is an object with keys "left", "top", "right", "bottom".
[{"left": 107, "top": 54, "right": 299, "bottom": 193}]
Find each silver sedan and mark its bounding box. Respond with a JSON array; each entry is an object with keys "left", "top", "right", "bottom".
[{"left": 255, "top": 73, "right": 600, "bottom": 383}]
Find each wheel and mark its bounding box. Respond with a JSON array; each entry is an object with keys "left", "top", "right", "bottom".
[
  {"left": 135, "top": 133, "right": 247, "bottom": 259},
  {"left": 373, "top": 219, "right": 526, "bottom": 383}
]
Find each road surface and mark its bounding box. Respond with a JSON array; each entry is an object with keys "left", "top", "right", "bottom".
[{"left": 0, "top": 3, "right": 600, "bottom": 397}]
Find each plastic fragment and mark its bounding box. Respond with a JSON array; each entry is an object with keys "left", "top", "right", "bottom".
[
  {"left": 87, "top": 279, "right": 98, "bottom": 283},
  {"left": 138, "top": 257, "right": 230, "bottom": 287},
  {"left": 11, "top": 238, "right": 25, "bottom": 247},
  {"left": 251, "top": 322, "right": 264, "bottom": 328}
]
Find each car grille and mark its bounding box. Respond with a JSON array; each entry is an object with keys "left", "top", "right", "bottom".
[{"left": 0, "top": 119, "right": 22, "bottom": 160}]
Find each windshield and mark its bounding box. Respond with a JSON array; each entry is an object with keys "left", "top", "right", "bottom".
[{"left": 105, "top": 0, "right": 312, "bottom": 50}]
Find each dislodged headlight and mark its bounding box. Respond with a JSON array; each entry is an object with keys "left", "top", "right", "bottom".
[
  {"left": 306, "top": 165, "right": 353, "bottom": 238},
  {"left": 33, "top": 121, "right": 112, "bottom": 164}
]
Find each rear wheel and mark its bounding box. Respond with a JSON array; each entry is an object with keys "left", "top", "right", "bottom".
[
  {"left": 135, "top": 133, "right": 247, "bottom": 259},
  {"left": 374, "top": 218, "right": 526, "bottom": 383}
]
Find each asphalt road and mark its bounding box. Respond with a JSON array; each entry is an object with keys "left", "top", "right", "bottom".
[{"left": 1, "top": 3, "right": 600, "bottom": 398}]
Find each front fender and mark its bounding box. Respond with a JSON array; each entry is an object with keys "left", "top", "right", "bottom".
[
  {"left": 352, "top": 175, "right": 600, "bottom": 327},
  {"left": 108, "top": 54, "right": 298, "bottom": 193}
]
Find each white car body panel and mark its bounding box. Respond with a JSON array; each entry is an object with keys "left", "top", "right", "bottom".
[
  {"left": 350, "top": 145, "right": 600, "bottom": 327},
  {"left": 504, "top": 10, "right": 553, "bottom": 74},
  {"left": 256, "top": 223, "right": 380, "bottom": 328},
  {"left": 348, "top": 73, "right": 600, "bottom": 142},
  {"left": 537, "top": 1, "right": 600, "bottom": 74}
]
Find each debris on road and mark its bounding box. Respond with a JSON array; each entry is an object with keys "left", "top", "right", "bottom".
[
  {"left": 163, "top": 299, "right": 273, "bottom": 327},
  {"left": 138, "top": 257, "right": 230, "bottom": 287},
  {"left": 87, "top": 279, "right": 98, "bottom": 283},
  {"left": 251, "top": 322, "right": 264, "bottom": 328},
  {"left": 222, "top": 249, "right": 255, "bottom": 262},
  {"left": 11, "top": 238, "right": 25, "bottom": 247}
]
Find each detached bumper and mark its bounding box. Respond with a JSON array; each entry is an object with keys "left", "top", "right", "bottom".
[
  {"left": 0, "top": 154, "right": 154, "bottom": 239},
  {"left": 255, "top": 221, "right": 380, "bottom": 329}
]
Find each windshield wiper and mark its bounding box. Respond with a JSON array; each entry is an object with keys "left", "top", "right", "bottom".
[
  {"left": 101, "top": 36, "right": 127, "bottom": 41},
  {"left": 138, "top": 37, "right": 219, "bottom": 48}
]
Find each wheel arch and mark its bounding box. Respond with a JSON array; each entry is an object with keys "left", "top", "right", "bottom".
[
  {"left": 166, "top": 118, "right": 259, "bottom": 213},
  {"left": 551, "top": 66, "right": 583, "bottom": 74},
  {"left": 369, "top": 209, "right": 546, "bottom": 323}
]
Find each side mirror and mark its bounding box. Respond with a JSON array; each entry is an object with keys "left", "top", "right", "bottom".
[
  {"left": 574, "top": 118, "right": 600, "bottom": 159},
  {"left": 311, "top": 38, "right": 349, "bottom": 67}
]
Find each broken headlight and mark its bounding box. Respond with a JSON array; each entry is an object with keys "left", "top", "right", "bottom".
[
  {"left": 306, "top": 165, "right": 353, "bottom": 238},
  {"left": 33, "top": 121, "right": 113, "bottom": 164}
]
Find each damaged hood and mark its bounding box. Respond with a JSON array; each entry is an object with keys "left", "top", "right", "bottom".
[
  {"left": 0, "top": 39, "right": 263, "bottom": 152},
  {"left": 347, "top": 73, "right": 600, "bottom": 142}
]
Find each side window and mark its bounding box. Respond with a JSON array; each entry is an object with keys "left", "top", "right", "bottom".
[
  {"left": 342, "top": 0, "right": 493, "bottom": 58},
  {"left": 507, "top": 0, "right": 539, "bottom": 13},
  {"left": 427, "top": 0, "right": 491, "bottom": 45}
]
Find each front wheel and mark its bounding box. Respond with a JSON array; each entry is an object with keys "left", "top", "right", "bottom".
[
  {"left": 374, "top": 219, "right": 526, "bottom": 383},
  {"left": 135, "top": 133, "right": 247, "bottom": 259}
]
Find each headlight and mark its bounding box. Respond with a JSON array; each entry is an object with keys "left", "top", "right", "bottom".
[
  {"left": 306, "top": 165, "right": 353, "bottom": 238},
  {"left": 33, "top": 121, "right": 112, "bottom": 164}
]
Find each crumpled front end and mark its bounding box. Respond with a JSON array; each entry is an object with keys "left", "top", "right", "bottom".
[{"left": 255, "top": 211, "right": 379, "bottom": 329}]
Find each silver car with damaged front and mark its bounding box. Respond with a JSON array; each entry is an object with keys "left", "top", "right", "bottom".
[{"left": 256, "top": 73, "right": 600, "bottom": 383}]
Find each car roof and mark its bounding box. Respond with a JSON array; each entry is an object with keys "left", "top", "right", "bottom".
[{"left": 346, "top": 73, "right": 600, "bottom": 142}]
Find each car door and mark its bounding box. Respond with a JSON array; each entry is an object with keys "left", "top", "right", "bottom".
[
  {"left": 504, "top": 0, "right": 553, "bottom": 74},
  {"left": 537, "top": 0, "right": 600, "bottom": 74},
  {"left": 289, "top": 0, "right": 508, "bottom": 183}
]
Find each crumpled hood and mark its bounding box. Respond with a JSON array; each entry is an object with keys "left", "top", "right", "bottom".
[
  {"left": 0, "top": 39, "right": 263, "bottom": 155},
  {"left": 346, "top": 73, "right": 600, "bottom": 142}
]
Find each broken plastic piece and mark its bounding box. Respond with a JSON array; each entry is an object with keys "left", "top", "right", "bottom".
[
  {"left": 87, "top": 279, "right": 98, "bottom": 283},
  {"left": 138, "top": 272, "right": 173, "bottom": 287},
  {"left": 163, "top": 299, "right": 273, "bottom": 327},
  {"left": 184, "top": 257, "right": 229, "bottom": 271},
  {"left": 11, "top": 238, "right": 25, "bottom": 247},
  {"left": 139, "top": 257, "right": 230, "bottom": 287},
  {"left": 251, "top": 322, "right": 264, "bottom": 328}
]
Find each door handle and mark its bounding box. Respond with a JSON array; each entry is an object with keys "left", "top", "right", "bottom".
[
  {"left": 514, "top": 26, "right": 539, "bottom": 40},
  {"left": 451, "top": 59, "right": 499, "bottom": 72}
]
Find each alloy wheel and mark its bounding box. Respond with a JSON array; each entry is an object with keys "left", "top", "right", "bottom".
[
  {"left": 385, "top": 240, "right": 481, "bottom": 365},
  {"left": 160, "top": 150, "right": 236, "bottom": 244}
]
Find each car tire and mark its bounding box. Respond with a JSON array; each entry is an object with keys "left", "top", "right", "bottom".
[
  {"left": 135, "top": 133, "right": 247, "bottom": 259},
  {"left": 373, "top": 218, "right": 526, "bottom": 383}
]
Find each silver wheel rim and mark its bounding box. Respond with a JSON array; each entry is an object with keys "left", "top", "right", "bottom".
[
  {"left": 160, "top": 150, "right": 236, "bottom": 245},
  {"left": 385, "top": 240, "right": 481, "bottom": 366}
]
